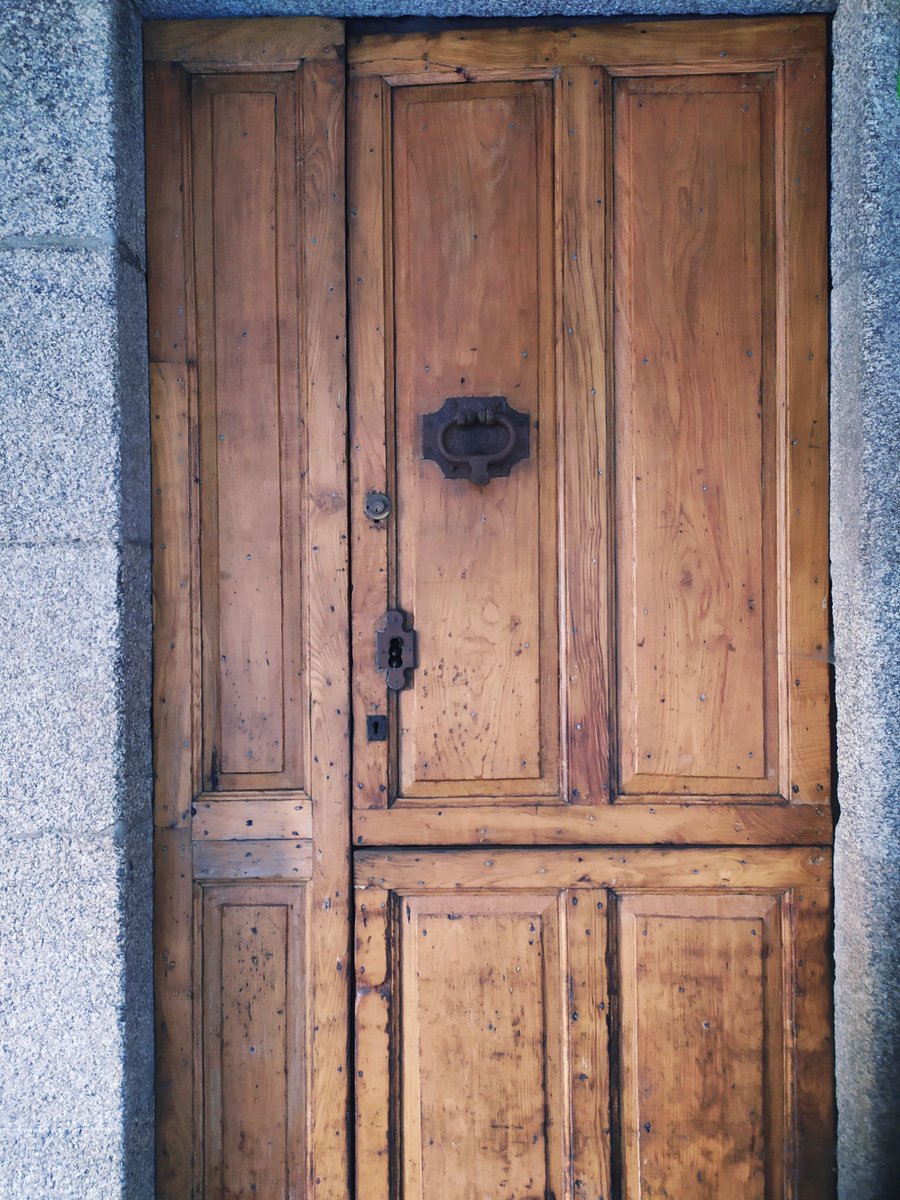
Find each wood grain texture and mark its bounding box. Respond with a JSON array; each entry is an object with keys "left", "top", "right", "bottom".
[
  {"left": 148, "top": 31, "right": 350, "bottom": 1200},
  {"left": 301, "top": 51, "right": 354, "bottom": 1200},
  {"left": 401, "top": 892, "right": 564, "bottom": 1199},
  {"left": 350, "top": 76, "right": 564, "bottom": 808},
  {"left": 151, "top": 362, "right": 195, "bottom": 828},
  {"left": 569, "top": 888, "right": 613, "bottom": 1198},
  {"left": 354, "top": 890, "right": 393, "bottom": 1200},
  {"left": 354, "top": 847, "right": 831, "bottom": 1200},
  {"left": 145, "top": 63, "right": 189, "bottom": 364},
  {"left": 349, "top": 58, "right": 616, "bottom": 826},
  {"left": 192, "top": 72, "right": 306, "bottom": 792},
  {"left": 193, "top": 838, "right": 313, "bottom": 881},
  {"left": 790, "top": 886, "right": 836, "bottom": 1196},
  {"left": 783, "top": 57, "right": 831, "bottom": 807},
  {"left": 614, "top": 72, "right": 779, "bottom": 798},
  {"left": 145, "top": 17, "right": 343, "bottom": 68},
  {"left": 154, "top": 828, "right": 193, "bottom": 1198},
  {"left": 354, "top": 880, "right": 611, "bottom": 1200},
  {"left": 354, "top": 847, "right": 830, "bottom": 892},
  {"left": 348, "top": 73, "right": 392, "bottom": 813},
  {"left": 198, "top": 884, "right": 308, "bottom": 1200},
  {"left": 617, "top": 892, "right": 786, "bottom": 1199},
  {"left": 352, "top": 800, "right": 832, "bottom": 847},
  {"left": 559, "top": 65, "right": 613, "bottom": 807},
  {"left": 192, "top": 796, "right": 312, "bottom": 841},
  {"left": 392, "top": 80, "right": 559, "bottom": 799},
  {"left": 348, "top": 18, "right": 827, "bottom": 78},
  {"left": 147, "top": 57, "right": 198, "bottom": 1197}
]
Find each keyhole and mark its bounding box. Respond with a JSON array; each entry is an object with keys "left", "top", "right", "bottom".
[{"left": 388, "top": 636, "right": 404, "bottom": 670}]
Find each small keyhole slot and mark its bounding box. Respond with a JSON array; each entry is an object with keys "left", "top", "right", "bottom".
[
  {"left": 388, "top": 636, "right": 404, "bottom": 671},
  {"left": 366, "top": 714, "right": 387, "bottom": 742}
]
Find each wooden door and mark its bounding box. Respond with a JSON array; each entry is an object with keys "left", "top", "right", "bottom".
[
  {"left": 349, "top": 16, "right": 833, "bottom": 1200},
  {"left": 147, "top": 14, "right": 833, "bottom": 1200},
  {"left": 145, "top": 20, "right": 349, "bottom": 1199}
]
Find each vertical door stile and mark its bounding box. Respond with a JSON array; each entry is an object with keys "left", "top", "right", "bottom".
[
  {"left": 301, "top": 47, "right": 353, "bottom": 1200},
  {"left": 558, "top": 62, "right": 614, "bottom": 810},
  {"left": 349, "top": 74, "right": 392, "bottom": 818}
]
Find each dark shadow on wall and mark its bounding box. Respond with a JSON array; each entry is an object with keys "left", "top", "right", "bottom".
[{"left": 113, "top": 1, "right": 155, "bottom": 1195}]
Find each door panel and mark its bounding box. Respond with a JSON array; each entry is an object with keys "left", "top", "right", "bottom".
[
  {"left": 354, "top": 848, "right": 833, "bottom": 1200},
  {"left": 399, "top": 893, "right": 567, "bottom": 1198},
  {"left": 193, "top": 71, "right": 307, "bottom": 791},
  {"left": 614, "top": 73, "right": 779, "bottom": 798},
  {"left": 617, "top": 893, "right": 785, "bottom": 1199},
  {"left": 392, "top": 81, "right": 559, "bottom": 801},
  {"left": 349, "top": 18, "right": 831, "bottom": 849},
  {"left": 199, "top": 884, "right": 308, "bottom": 1200},
  {"left": 146, "top": 19, "right": 349, "bottom": 1200},
  {"left": 355, "top": 871, "right": 611, "bottom": 1200}
]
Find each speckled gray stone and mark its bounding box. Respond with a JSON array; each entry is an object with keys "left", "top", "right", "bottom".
[
  {"left": 0, "top": 832, "right": 134, "bottom": 1196},
  {"left": 0, "top": 539, "right": 153, "bottom": 1195},
  {"left": 0, "top": 544, "right": 121, "bottom": 836},
  {"left": 138, "top": 0, "right": 836, "bottom": 16},
  {"left": 0, "top": 1, "right": 152, "bottom": 1196},
  {"left": 831, "top": 8, "right": 900, "bottom": 1191},
  {"left": 831, "top": 0, "right": 900, "bottom": 286},
  {"left": 0, "top": 0, "right": 145, "bottom": 260},
  {"left": 0, "top": 249, "right": 124, "bottom": 543}
]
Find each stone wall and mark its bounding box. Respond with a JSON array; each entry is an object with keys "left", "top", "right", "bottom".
[
  {"left": 0, "top": 1, "right": 153, "bottom": 1194},
  {"left": 1, "top": 1, "right": 897, "bottom": 1197},
  {"left": 830, "top": 2, "right": 900, "bottom": 1196}
]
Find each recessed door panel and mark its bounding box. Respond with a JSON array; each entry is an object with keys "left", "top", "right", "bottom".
[
  {"left": 199, "top": 884, "right": 308, "bottom": 1200},
  {"left": 617, "top": 892, "right": 786, "bottom": 1199},
  {"left": 393, "top": 83, "right": 556, "bottom": 798},
  {"left": 355, "top": 871, "right": 611, "bottom": 1200},
  {"left": 193, "top": 73, "right": 307, "bottom": 792},
  {"left": 614, "top": 74, "right": 779, "bottom": 798},
  {"left": 400, "top": 893, "right": 563, "bottom": 1199}
]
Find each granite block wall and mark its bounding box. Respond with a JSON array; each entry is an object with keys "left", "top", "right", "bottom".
[
  {"left": 0, "top": 1, "right": 153, "bottom": 1196},
  {"left": 0, "top": 1, "right": 896, "bottom": 1197},
  {"left": 830, "top": 3, "right": 900, "bottom": 1196}
]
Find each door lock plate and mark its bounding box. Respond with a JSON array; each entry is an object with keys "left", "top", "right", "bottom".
[{"left": 375, "top": 609, "right": 416, "bottom": 691}]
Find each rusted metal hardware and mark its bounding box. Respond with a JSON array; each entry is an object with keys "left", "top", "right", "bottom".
[
  {"left": 422, "top": 395, "right": 530, "bottom": 486},
  {"left": 366, "top": 713, "right": 388, "bottom": 742},
  {"left": 375, "top": 608, "right": 417, "bottom": 691}
]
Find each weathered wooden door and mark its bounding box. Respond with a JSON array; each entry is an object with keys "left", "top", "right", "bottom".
[
  {"left": 145, "top": 19, "right": 350, "bottom": 1200},
  {"left": 348, "top": 16, "right": 832, "bottom": 1200},
  {"left": 147, "top": 14, "right": 833, "bottom": 1200}
]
